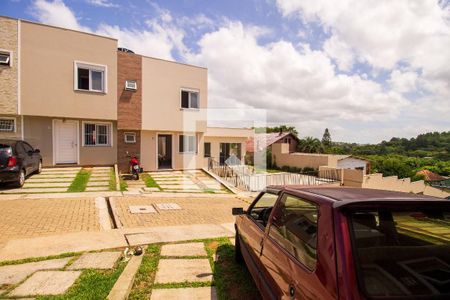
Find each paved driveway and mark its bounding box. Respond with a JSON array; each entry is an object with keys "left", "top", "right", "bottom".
[
  {"left": 0, "top": 197, "right": 100, "bottom": 248},
  {"left": 111, "top": 195, "right": 248, "bottom": 228}
]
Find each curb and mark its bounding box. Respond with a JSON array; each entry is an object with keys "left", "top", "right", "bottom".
[{"left": 107, "top": 247, "right": 146, "bottom": 300}]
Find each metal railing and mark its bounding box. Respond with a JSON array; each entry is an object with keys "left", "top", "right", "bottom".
[{"left": 207, "top": 158, "right": 341, "bottom": 191}]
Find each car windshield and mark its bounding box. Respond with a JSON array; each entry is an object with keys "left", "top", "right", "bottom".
[{"left": 348, "top": 204, "right": 450, "bottom": 299}]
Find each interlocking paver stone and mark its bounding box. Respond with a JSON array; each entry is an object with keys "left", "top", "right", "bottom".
[
  {"left": 151, "top": 287, "right": 217, "bottom": 300},
  {"left": 154, "top": 259, "right": 212, "bottom": 283},
  {"left": 129, "top": 205, "right": 156, "bottom": 214},
  {"left": 9, "top": 271, "right": 81, "bottom": 296},
  {"left": 68, "top": 252, "right": 121, "bottom": 270},
  {"left": 0, "top": 257, "right": 72, "bottom": 285},
  {"left": 161, "top": 243, "right": 206, "bottom": 257}
]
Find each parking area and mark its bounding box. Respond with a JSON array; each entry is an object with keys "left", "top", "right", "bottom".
[
  {"left": 0, "top": 166, "right": 114, "bottom": 194},
  {"left": 112, "top": 195, "right": 248, "bottom": 228},
  {"left": 0, "top": 197, "right": 100, "bottom": 248}
]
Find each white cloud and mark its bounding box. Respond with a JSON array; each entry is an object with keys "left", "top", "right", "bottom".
[
  {"left": 86, "top": 0, "right": 118, "bottom": 8},
  {"left": 388, "top": 70, "right": 419, "bottom": 94},
  {"left": 30, "top": 0, "right": 184, "bottom": 59},
  {"left": 31, "top": 0, "right": 91, "bottom": 32},
  {"left": 187, "top": 22, "right": 407, "bottom": 124},
  {"left": 276, "top": 0, "right": 450, "bottom": 90}
]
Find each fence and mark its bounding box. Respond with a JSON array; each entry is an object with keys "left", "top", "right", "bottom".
[{"left": 207, "top": 158, "right": 341, "bottom": 191}]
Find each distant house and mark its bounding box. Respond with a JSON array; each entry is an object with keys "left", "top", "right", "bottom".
[
  {"left": 416, "top": 170, "right": 447, "bottom": 182},
  {"left": 246, "top": 132, "right": 299, "bottom": 154},
  {"left": 272, "top": 143, "right": 371, "bottom": 174}
]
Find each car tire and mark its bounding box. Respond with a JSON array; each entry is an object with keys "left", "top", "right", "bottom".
[
  {"left": 16, "top": 169, "right": 25, "bottom": 188},
  {"left": 234, "top": 231, "right": 244, "bottom": 264},
  {"left": 36, "top": 161, "right": 42, "bottom": 174}
]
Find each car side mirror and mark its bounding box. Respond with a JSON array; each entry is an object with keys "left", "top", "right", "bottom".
[
  {"left": 232, "top": 207, "right": 244, "bottom": 215},
  {"left": 34, "top": 149, "right": 40, "bottom": 153}
]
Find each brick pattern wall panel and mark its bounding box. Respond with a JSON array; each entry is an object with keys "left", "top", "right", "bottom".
[
  {"left": 117, "top": 51, "right": 142, "bottom": 130},
  {"left": 118, "top": 130, "right": 141, "bottom": 173},
  {"left": 0, "top": 17, "right": 18, "bottom": 115}
]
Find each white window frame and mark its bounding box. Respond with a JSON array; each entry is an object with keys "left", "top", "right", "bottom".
[
  {"left": 82, "top": 121, "right": 113, "bottom": 147},
  {"left": 180, "top": 88, "right": 200, "bottom": 110},
  {"left": 124, "top": 132, "right": 136, "bottom": 144},
  {"left": 74, "top": 61, "right": 107, "bottom": 93},
  {"left": 179, "top": 134, "right": 197, "bottom": 154},
  {"left": 0, "top": 49, "right": 12, "bottom": 67},
  {"left": 0, "top": 117, "right": 16, "bottom": 132}
]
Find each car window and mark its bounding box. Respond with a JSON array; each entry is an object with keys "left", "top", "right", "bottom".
[
  {"left": 348, "top": 205, "right": 450, "bottom": 299},
  {"left": 22, "top": 142, "right": 33, "bottom": 153},
  {"left": 15, "top": 142, "right": 25, "bottom": 155},
  {"left": 248, "top": 192, "right": 279, "bottom": 228},
  {"left": 269, "top": 194, "right": 318, "bottom": 271}
]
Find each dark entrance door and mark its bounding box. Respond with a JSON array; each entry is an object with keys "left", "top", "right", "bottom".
[{"left": 158, "top": 135, "right": 172, "bottom": 169}]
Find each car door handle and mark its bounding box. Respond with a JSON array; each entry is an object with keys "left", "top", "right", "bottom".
[{"left": 289, "top": 284, "right": 295, "bottom": 300}]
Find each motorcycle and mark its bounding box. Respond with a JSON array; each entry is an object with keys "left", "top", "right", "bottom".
[{"left": 127, "top": 153, "right": 143, "bottom": 180}]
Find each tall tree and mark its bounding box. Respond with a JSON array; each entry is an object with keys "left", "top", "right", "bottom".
[
  {"left": 322, "top": 128, "right": 332, "bottom": 147},
  {"left": 298, "top": 137, "right": 324, "bottom": 153}
]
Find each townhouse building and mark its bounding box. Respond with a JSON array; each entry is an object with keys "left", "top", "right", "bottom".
[{"left": 0, "top": 16, "right": 251, "bottom": 172}]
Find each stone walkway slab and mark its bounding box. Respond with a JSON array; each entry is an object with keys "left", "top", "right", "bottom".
[
  {"left": 85, "top": 187, "right": 110, "bottom": 192},
  {"left": 1, "top": 187, "right": 68, "bottom": 194},
  {"left": 154, "top": 259, "right": 212, "bottom": 283},
  {"left": 88, "top": 176, "right": 110, "bottom": 181},
  {"left": 161, "top": 242, "right": 206, "bottom": 257},
  {"left": 23, "top": 182, "right": 71, "bottom": 188},
  {"left": 151, "top": 287, "right": 217, "bottom": 300},
  {"left": 0, "top": 257, "right": 71, "bottom": 285},
  {"left": 87, "top": 181, "right": 109, "bottom": 187},
  {"left": 10, "top": 271, "right": 81, "bottom": 296},
  {"left": 68, "top": 251, "right": 121, "bottom": 270},
  {"left": 26, "top": 178, "right": 74, "bottom": 183}
]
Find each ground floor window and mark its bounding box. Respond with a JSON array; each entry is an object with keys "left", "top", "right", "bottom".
[
  {"left": 84, "top": 123, "right": 111, "bottom": 146},
  {"left": 220, "top": 143, "right": 241, "bottom": 165},
  {"left": 204, "top": 142, "right": 211, "bottom": 157},
  {"left": 0, "top": 118, "right": 15, "bottom": 132},
  {"left": 179, "top": 134, "right": 197, "bottom": 153},
  {"left": 124, "top": 132, "right": 136, "bottom": 143}
]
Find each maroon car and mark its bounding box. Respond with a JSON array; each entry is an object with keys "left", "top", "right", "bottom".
[{"left": 233, "top": 186, "right": 450, "bottom": 299}]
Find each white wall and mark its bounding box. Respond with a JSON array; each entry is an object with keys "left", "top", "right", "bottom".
[{"left": 337, "top": 157, "right": 367, "bottom": 173}]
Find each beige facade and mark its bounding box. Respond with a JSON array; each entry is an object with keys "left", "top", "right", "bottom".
[
  {"left": 140, "top": 131, "right": 205, "bottom": 171},
  {"left": 141, "top": 57, "right": 207, "bottom": 132},
  {"left": 23, "top": 116, "right": 117, "bottom": 166},
  {"left": 20, "top": 20, "right": 117, "bottom": 120}
]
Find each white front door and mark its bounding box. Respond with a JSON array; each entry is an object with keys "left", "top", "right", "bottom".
[{"left": 54, "top": 120, "right": 78, "bottom": 164}]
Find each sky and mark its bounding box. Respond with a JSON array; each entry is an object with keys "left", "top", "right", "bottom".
[{"left": 1, "top": 0, "right": 449, "bottom": 143}]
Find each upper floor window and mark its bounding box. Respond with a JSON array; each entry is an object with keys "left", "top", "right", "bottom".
[
  {"left": 181, "top": 89, "right": 199, "bottom": 109},
  {"left": 74, "top": 61, "right": 106, "bottom": 93},
  {"left": 83, "top": 122, "right": 112, "bottom": 146},
  {"left": 0, "top": 118, "right": 15, "bottom": 132},
  {"left": 0, "top": 50, "right": 11, "bottom": 67}
]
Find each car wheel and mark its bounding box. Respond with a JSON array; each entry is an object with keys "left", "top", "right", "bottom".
[
  {"left": 36, "top": 161, "right": 42, "bottom": 174},
  {"left": 234, "top": 231, "right": 244, "bottom": 264},
  {"left": 16, "top": 170, "right": 25, "bottom": 188}
]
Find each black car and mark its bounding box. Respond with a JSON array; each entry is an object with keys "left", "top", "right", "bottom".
[{"left": 0, "top": 139, "right": 42, "bottom": 187}]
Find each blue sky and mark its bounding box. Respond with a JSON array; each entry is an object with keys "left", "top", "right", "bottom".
[{"left": 1, "top": 0, "right": 449, "bottom": 143}]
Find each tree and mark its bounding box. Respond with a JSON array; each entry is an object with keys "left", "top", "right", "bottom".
[
  {"left": 253, "top": 125, "right": 299, "bottom": 136},
  {"left": 298, "top": 137, "right": 324, "bottom": 153},
  {"left": 322, "top": 128, "right": 332, "bottom": 147}
]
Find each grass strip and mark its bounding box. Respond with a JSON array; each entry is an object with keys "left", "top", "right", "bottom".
[
  {"left": 67, "top": 169, "right": 91, "bottom": 192},
  {"left": 128, "top": 245, "right": 161, "bottom": 300},
  {"left": 0, "top": 252, "right": 77, "bottom": 267},
  {"left": 109, "top": 168, "right": 117, "bottom": 191},
  {"left": 37, "top": 260, "right": 127, "bottom": 300},
  {"left": 140, "top": 174, "right": 162, "bottom": 190}
]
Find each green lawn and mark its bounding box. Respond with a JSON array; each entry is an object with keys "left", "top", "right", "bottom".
[
  {"left": 140, "top": 173, "right": 162, "bottom": 190},
  {"left": 67, "top": 169, "right": 91, "bottom": 192},
  {"left": 128, "top": 238, "right": 259, "bottom": 300}
]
